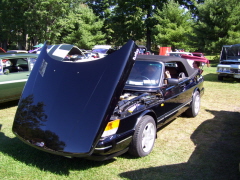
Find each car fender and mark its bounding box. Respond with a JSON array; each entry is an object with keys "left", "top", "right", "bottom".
[
  {"left": 134, "top": 109, "right": 157, "bottom": 129},
  {"left": 193, "top": 87, "right": 200, "bottom": 94},
  {"left": 190, "top": 87, "right": 202, "bottom": 102}
]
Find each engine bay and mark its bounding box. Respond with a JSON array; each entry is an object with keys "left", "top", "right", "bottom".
[{"left": 112, "top": 91, "right": 162, "bottom": 119}]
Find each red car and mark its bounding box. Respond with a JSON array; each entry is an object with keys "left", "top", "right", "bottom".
[{"left": 192, "top": 52, "right": 205, "bottom": 57}]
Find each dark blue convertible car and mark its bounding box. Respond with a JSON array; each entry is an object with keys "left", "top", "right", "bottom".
[{"left": 12, "top": 40, "right": 204, "bottom": 161}]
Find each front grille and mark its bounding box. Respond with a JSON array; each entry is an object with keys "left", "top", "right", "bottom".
[
  {"left": 220, "top": 61, "right": 240, "bottom": 65},
  {"left": 230, "top": 69, "right": 240, "bottom": 74}
]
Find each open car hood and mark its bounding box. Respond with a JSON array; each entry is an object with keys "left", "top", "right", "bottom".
[{"left": 12, "top": 40, "right": 138, "bottom": 156}]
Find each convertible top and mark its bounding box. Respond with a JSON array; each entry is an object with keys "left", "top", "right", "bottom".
[
  {"left": 136, "top": 54, "right": 197, "bottom": 77},
  {"left": 220, "top": 44, "right": 240, "bottom": 61}
]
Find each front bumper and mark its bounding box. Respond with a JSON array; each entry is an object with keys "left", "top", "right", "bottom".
[
  {"left": 91, "top": 130, "right": 134, "bottom": 159},
  {"left": 217, "top": 72, "right": 240, "bottom": 78},
  {"left": 14, "top": 129, "right": 134, "bottom": 161},
  {"left": 217, "top": 64, "right": 240, "bottom": 78}
]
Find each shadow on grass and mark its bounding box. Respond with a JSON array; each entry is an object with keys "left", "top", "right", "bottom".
[
  {"left": 0, "top": 128, "right": 115, "bottom": 175},
  {"left": 0, "top": 100, "right": 19, "bottom": 109},
  {"left": 119, "top": 110, "right": 240, "bottom": 180},
  {"left": 203, "top": 73, "right": 240, "bottom": 83}
]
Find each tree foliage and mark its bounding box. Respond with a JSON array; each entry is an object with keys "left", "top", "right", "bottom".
[
  {"left": 59, "top": 4, "right": 106, "bottom": 49},
  {"left": 85, "top": 0, "right": 117, "bottom": 19},
  {"left": 0, "top": 0, "right": 78, "bottom": 50},
  {"left": 153, "top": 0, "right": 195, "bottom": 51},
  {"left": 0, "top": 0, "right": 240, "bottom": 54},
  {"left": 193, "top": 0, "right": 240, "bottom": 52},
  {"left": 106, "top": 0, "right": 201, "bottom": 50}
]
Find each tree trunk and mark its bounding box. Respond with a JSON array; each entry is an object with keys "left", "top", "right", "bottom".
[
  {"left": 146, "top": 27, "right": 151, "bottom": 52},
  {"left": 2, "top": 40, "right": 8, "bottom": 51},
  {"left": 146, "top": 7, "right": 152, "bottom": 52}
]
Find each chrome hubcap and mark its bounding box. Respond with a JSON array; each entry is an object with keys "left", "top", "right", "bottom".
[
  {"left": 142, "top": 122, "right": 156, "bottom": 152},
  {"left": 194, "top": 94, "right": 200, "bottom": 114}
]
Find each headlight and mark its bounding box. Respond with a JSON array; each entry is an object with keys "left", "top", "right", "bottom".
[
  {"left": 222, "top": 68, "right": 230, "bottom": 72},
  {"left": 101, "top": 119, "right": 120, "bottom": 137},
  {"left": 218, "top": 68, "right": 222, "bottom": 72}
]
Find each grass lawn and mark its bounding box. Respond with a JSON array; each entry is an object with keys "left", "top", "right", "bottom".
[{"left": 1, "top": 58, "right": 240, "bottom": 180}]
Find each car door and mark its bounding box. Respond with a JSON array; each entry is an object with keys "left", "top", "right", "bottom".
[
  {"left": 0, "top": 58, "right": 30, "bottom": 103},
  {"left": 159, "top": 64, "right": 188, "bottom": 123}
]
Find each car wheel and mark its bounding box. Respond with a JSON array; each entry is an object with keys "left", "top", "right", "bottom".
[
  {"left": 218, "top": 75, "right": 223, "bottom": 81},
  {"left": 128, "top": 115, "right": 156, "bottom": 157},
  {"left": 5, "top": 60, "right": 11, "bottom": 67},
  {"left": 185, "top": 91, "right": 200, "bottom": 117}
]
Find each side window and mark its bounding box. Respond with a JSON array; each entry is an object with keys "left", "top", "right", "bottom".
[
  {"left": 3, "top": 58, "right": 29, "bottom": 73},
  {"left": 165, "top": 62, "right": 179, "bottom": 79},
  {"left": 17, "top": 58, "right": 29, "bottom": 71},
  {"left": 164, "top": 62, "right": 187, "bottom": 80}
]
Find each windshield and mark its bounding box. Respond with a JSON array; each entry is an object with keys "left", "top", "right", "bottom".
[
  {"left": 222, "top": 45, "right": 240, "bottom": 61},
  {"left": 126, "top": 61, "right": 162, "bottom": 86}
]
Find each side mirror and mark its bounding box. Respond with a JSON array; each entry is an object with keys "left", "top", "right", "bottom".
[{"left": 167, "top": 78, "right": 179, "bottom": 85}]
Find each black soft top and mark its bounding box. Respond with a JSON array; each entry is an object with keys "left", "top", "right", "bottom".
[
  {"left": 136, "top": 54, "right": 197, "bottom": 77},
  {"left": 220, "top": 44, "right": 240, "bottom": 61}
]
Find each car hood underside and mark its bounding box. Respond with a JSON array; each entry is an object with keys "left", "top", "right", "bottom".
[{"left": 12, "top": 40, "right": 138, "bottom": 156}]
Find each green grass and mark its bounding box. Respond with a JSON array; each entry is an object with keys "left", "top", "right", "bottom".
[{"left": 1, "top": 66, "right": 240, "bottom": 180}]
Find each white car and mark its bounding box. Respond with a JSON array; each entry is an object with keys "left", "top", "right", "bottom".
[
  {"left": 217, "top": 44, "right": 240, "bottom": 80},
  {"left": 168, "top": 52, "right": 194, "bottom": 66},
  {"left": 167, "top": 52, "right": 193, "bottom": 57},
  {"left": 92, "top": 45, "right": 112, "bottom": 58}
]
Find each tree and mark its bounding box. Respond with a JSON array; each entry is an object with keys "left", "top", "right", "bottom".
[
  {"left": 0, "top": 0, "right": 81, "bottom": 50},
  {"left": 153, "top": 0, "right": 195, "bottom": 51},
  {"left": 227, "top": 5, "right": 240, "bottom": 45},
  {"left": 108, "top": 0, "right": 167, "bottom": 49},
  {"left": 109, "top": 4, "right": 146, "bottom": 46},
  {"left": 85, "top": 0, "right": 117, "bottom": 19},
  {"left": 84, "top": 0, "right": 117, "bottom": 44},
  {"left": 107, "top": 0, "right": 202, "bottom": 50},
  {"left": 60, "top": 4, "right": 106, "bottom": 49},
  {"left": 24, "top": 0, "right": 78, "bottom": 45},
  {"left": 193, "top": 0, "right": 240, "bottom": 53},
  {"left": 0, "top": 0, "right": 28, "bottom": 50}
]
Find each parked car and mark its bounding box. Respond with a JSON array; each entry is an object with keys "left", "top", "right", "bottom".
[
  {"left": 12, "top": 40, "right": 204, "bottom": 161},
  {"left": 168, "top": 52, "right": 209, "bottom": 67},
  {"left": 6, "top": 50, "right": 28, "bottom": 54},
  {"left": 168, "top": 52, "right": 193, "bottom": 57},
  {"left": 91, "top": 45, "right": 112, "bottom": 58},
  {"left": 192, "top": 52, "right": 205, "bottom": 57},
  {"left": 138, "top": 45, "right": 151, "bottom": 55},
  {"left": 217, "top": 44, "right": 240, "bottom": 80},
  {"left": 0, "top": 53, "right": 38, "bottom": 103}
]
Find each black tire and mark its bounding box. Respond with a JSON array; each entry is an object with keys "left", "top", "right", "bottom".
[
  {"left": 128, "top": 115, "right": 156, "bottom": 157},
  {"left": 185, "top": 91, "right": 200, "bottom": 117},
  {"left": 218, "top": 75, "right": 223, "bottom": 81}
]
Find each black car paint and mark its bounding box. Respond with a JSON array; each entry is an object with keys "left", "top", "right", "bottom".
[
  {"left": 12, "top": 40, "right": 204, "bottom": 161},
  {"left": 12, "top": 40, "right": 138, "bottom": 157}
]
